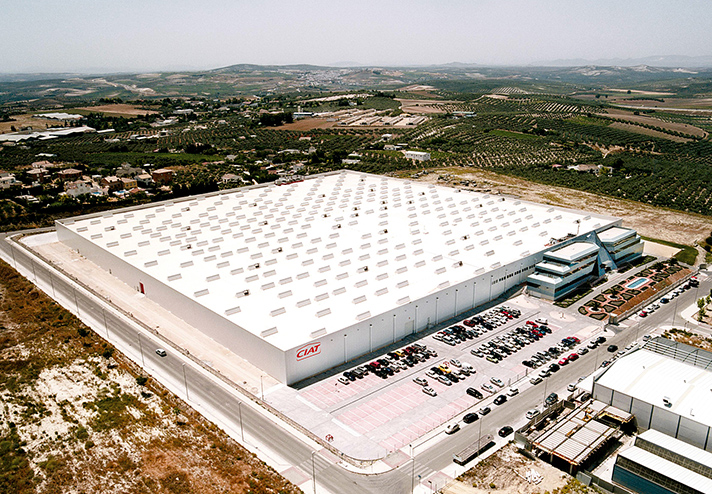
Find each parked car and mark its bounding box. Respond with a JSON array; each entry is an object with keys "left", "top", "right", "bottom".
[
  {"left": 507, "top": 387, "right": 519, "bottom": 397},
  {"left": 481, "top": 382, "right": 495, "bottom": 393},
  {"left": 577, "top": 347, "right": 589, "bottom": 355},
  {"left": 155, "top": 348, "right": 167, "bottom": 357},
  {"left": 567, "top": 383, "right": 577, "bottom": 392},
  {"left": 526, "top": 409, "right": 540, "bottom": 420},
  {"left": 529, "top": 376, "right": 543, "bottom": 385},
  {"left": 494, "top": 395, "right": 507, "bottom": 405},
  {"left": 498, "top": 426, "right": 514, "bottom": 437},
  {"left": 463, "top": 413, "right": 479, "bottom": 424},
  {"left": 545, "top": 392, "right": 558, "bottom": 407},
  {"left": 596, "top": 336, "right": 607, "bottom": 344},
  {"left": 479, "top": 406, "right": 491, "bottom": 416},
  {"left": 413, "top": 377, "right": 428, "bottom": 386},
  {"left": 422, "top": 386, "right": 437, "bottom": 397},
  {"left": 607, "top": 344, "right": 619, "bottom": 353},
  {"left": 466, "top": 387, "right": 483, "bottom": 399},
  {"left": 445, "top": 423, "right": 460, "bottom": 434},
  {"left": 338, "top": 377, "right": 350, "bottom": 385},
  {"left": 490, "top": 377, "right": 504, "bottom": 387}
]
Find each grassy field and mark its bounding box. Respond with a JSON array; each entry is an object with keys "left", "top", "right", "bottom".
[{"left": 0, "top": 259, "right": 299, "bottom": 494}]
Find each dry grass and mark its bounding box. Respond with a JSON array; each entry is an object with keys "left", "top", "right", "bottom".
[
  {"left": 0, "top": 259, "right": 300, "bottom": 494},
  {"left": 0, "top": 114, "right": 57, "bottom": 134}
]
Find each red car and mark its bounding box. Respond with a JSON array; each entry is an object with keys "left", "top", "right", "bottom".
[
  {"left": 463, "top": 319, "right": 477, "bottom": 327},
  {"left": 558, "top": 356, "right": 569, "bottom": 365},
  {"left": 570, "top": 336, "right": 581, "bottom": 344},
  {"left": 526, "top": 321, "right": 539, "bottom": 328},
  {"left": 568, "top": 353, "right": 579, "bottom": 362},
  {"left": 639, "top": 311, "right": 648, "bottom": 317}
]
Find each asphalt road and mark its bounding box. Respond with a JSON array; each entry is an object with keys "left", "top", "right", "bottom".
[{"left": 2, "top": 234, "right": 709, "bottom": 494}]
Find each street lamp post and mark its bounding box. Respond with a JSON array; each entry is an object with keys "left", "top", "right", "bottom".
[
  {"left": 410, "top": 444, "right": 415, "bottom": 493},
  {"left": 238, "top": 401, "right": 244, "bottom": 442},
  {"left": 182, "top": 363, "right": 189, "bottom": 400},
  {"left": 102, "top": 307, "right": 109, "bottom": 339},
  {"left": 260, "top": 375, "right": 264, "bottom": 401},
  {"left": 137, "top": 333, "right": 145, "bottom": 367},
  {"left": 311, "top": 451, "right": 317, "bottom": 494}
]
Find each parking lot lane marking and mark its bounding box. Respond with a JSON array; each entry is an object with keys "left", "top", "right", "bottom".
[
  {"left": 295, "top": 394, "right": 322, "bottom": 411},
  {"left": 331, "top": 418, "right": 361, "bottom": 437}
]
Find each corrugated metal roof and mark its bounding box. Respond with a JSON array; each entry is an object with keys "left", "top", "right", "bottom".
[
  {"left": 619, "top": 446, "right": 712, "bottom": 493},
  {"left": 639, "top": 429, "right": 712, "bottom": 470},
  {"left": 595, "top": 349, "right": 712, "bottom": 430}
]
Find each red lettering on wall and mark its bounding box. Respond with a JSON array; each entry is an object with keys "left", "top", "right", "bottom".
[{"left": 296, "top": 343, "right": 321, "bottom": 361}]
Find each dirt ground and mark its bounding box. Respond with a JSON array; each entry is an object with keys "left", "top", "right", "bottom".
[
  {"left": 406, "top": 167, "right": 712, "bottom": 246},
  {"left": 77, "top": 104, "right": 158, "bottom": 117},
  {"left": 279, "top": 118, "right": 337, "bottom": 131},
  {"left": 398, "top": 99, "right": 459, "bottom": 114},
  {"left": 0, "top": 114, "right": 57, "bottom": 134},
  {"left": 599, "top": 108, "right": 707, "bottom": 138},
  {"left": 446, "top": 445, "right": 592, "bottom": 494}
]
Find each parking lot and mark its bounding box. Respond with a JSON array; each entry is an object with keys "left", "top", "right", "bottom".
[{"left": 268, "top": 294, "right": 606, "bottom": 458}]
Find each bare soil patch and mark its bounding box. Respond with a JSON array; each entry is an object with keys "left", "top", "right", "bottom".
[
  {"left": 279, "top": 118, "right": 337, "bottom": 131},
  {"left": 447, "top": 444, "right": 592, "bottom": 494},
  {"left": 599, "top": 109, "right": 707, "bottom": 138},
  {"left": 0, "top": 260, "right": 299, "bottom": 494},
  {"left": 77, "top": 104, "right": 158, "bottom": 117},
  {"left": 0, "top": 114, "right": 57, "bottom": 134},
  {"left": 608, "top": 121, "right": 692, "bottom": 142},
  {"left": 406, "top": 167, "right": 712, "bottom": 246},
  {"left": 397, "top": 99, "right": 459, "bottom": 114}
]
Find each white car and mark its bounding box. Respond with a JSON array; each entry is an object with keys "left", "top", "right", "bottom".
[
  {"left": 567, "top": 383, "right": 577, "bottom": 392},
  {"left": 577, "top": 347, "right": 589, "bottom": 355},
  {"left": 535, "top": 317, "right": 548, "bottom": 325},
  {"left": 490, "top": 377, "right": 504, "bottom": 387},
  {"left": 338, "top": 377, "right": 350, "bottom": 385},
  {"left": 450, "top": 359, "right": 462, "bottom": 368},
  {"left": 526, "top": 408, "right": 540, "bottom": 420},
  {"left": 422, "top": 386, "right": 437, "bottom": 397},
  {"left": 445, "top": 423, "right": 460, "bottom": 434},
  {"left": 413, "top": 377, "right": 428, "bottom": 386},
  {"left": 481, "top": 382, "right": 495, "bottom": 393},
  {"left": 538, "top": 369, "right": 550, "bottom": 378},
  {"left": 155, "top": 348, "right": 167, "bottom": 357},
  {"left": 507, "top": 387, "right": 519, "bottom": 397}
]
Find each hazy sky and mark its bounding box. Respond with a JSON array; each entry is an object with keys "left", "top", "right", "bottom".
[{"left": 2, "top": 0, "right": 711, "bottom": 73}]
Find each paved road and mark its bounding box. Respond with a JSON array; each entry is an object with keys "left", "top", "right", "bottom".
[{"left": 2, "top": 233, "right": 708, "bottom": 493}]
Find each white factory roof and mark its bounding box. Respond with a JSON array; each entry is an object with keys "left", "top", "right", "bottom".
[
  {"left": 595, "top": 349, "right": 712, "bottom": 429},
  {"left": 597, "top": 226, "right": 635, "bottom": 243},
  {"left": 58, "top": 171, "right": 617, "bottom": 351},
  {"left": 545, "top": 241, "right": 599, "bottom": 263},
  {"left": 638, "top": 429, "right": 712, "bottom": 470},
  {"left": 618, "top": 446, "right": 712, "bottom": 493}
]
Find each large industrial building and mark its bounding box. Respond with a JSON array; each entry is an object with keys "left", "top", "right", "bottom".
[
  {"left": 57, "top": 170, "right": 632, "bottom": 384},
  {"left": 592, "top": 338, "right": 712, "bottom": 453}
]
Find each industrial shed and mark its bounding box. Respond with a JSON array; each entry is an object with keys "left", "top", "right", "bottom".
[{"left": 56, "top": 170, "right": 620, "bottom": 384}]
